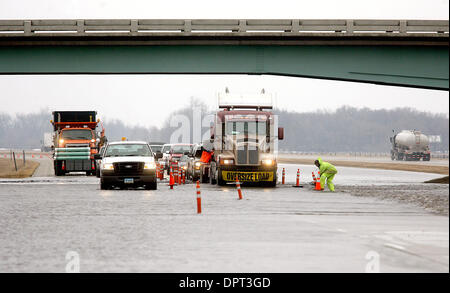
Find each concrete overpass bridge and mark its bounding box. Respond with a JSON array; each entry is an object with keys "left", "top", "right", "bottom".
[{"left": 0, "top": 19, "right": 448, "bottom": 90}]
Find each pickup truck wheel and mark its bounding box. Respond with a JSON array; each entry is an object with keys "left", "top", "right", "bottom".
[
  {"left": 100, "top": 181, "right": 111, "bottom": 190},
  {"left": 145, "top": 181, "right": 157, "bottom": 190}
]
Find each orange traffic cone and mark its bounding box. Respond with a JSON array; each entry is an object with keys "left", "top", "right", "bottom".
[
  {"left": 182, "top": 169, "right": 186, "bottom": 184},
  {"left": 282, "top": 168, "right": 285, "bottom": 184},
  {"left": 292, "top": 168, "right": 303, "bottom": 188},
  {"left": 169, "top": 167, "right": 174, "bottom": 189},
  {"left": 159, "top": 164, "right": 164, "bottom": 180},
  {"left": 236, "top": 176, "right": 243, "bottom": 200},
  {"left": 196, "top": 180, "right": 202, "bottom": 214},
  {"left": 314, "top": 173, "right": 322, "bottom": 191}
]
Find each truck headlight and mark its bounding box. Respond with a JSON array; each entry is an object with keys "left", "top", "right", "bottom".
[
  {"left": 262, "top": 159, "right": 274, "bottom": 166},
  {"left": 220, "top": 159, "right": 234, "bottom": 165},
  {"left": 144, "top": 162, "right": 156, "bottom": 169},
  {"left": 194, "top": 162, "right": 201, "bottom": 169},
  {"left": 102, "top": 163, "right": 114, "bottom": 170}
]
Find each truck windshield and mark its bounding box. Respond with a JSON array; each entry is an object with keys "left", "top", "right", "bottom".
[
  {"left": 172, "top": 145, "right": 192, "bottom": 154},
  {"left": 151, "top": 145, "right": 162, "bottom": 152},
  {"left": 105, "top": 144, "right": 152, "bottom": 157},
  {"left": 61, "top": 129, "right": 93, "bottom": 140},
  {"left": 162, "top": 145, "right": 171, "bottom": 153},
  {"left": 226, "top": 121, "right": 267, "bottom": 136}
]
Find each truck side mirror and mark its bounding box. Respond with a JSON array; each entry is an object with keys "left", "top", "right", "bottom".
[
  {"left": 94, "top": 154, "right": 102, "bottom": 160},
  {"left": 210, "top": 125, "right": 215, "bottom": 139},
  {"left": 278, "top": 127, "right": 284, "bottom": 140}
]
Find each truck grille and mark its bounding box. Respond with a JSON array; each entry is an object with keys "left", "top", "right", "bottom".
[
  {"left": 113, "top": 162, "right": 144, "bottom": 174},
  {"left": 249, "top": 149, "right": 258, "bottom": 164},
  {"left": 66, "top": 143, "right": 89, "bottom": 148},
  {"left": 236, "top": 145, "right": 259, "bottom": 165}
]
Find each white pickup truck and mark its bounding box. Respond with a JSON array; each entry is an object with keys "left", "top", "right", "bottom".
[{"left": 97, "top": 141, "right": 157, "bottom": 190}]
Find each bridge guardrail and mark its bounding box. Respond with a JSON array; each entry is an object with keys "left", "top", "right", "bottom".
[{"left": 0, "top": 19, "right": 448, "bottom": 36}]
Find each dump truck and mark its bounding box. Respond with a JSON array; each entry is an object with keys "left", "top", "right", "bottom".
[
  {"left": 390, "top": 130, "right": 431, "bottom": 161},
  {"left": 208, "top": 89, "right": 284, "bottom": 186},
  {"left": 51, "top": 111, "right": 106, "bottom": 176}
]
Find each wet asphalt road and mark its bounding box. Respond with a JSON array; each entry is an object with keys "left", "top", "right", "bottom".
[{"left": 0, "top": 158, "right": 448, "bottom": 273}]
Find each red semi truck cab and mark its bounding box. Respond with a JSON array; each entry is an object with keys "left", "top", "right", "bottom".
[{"left": 208, "top": 89, "right": 284, "bottom": 186}]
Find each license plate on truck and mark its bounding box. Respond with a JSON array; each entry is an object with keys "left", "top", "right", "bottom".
[
  {"left": 222, "top": 171, "right": 274, "bottom": 182},
  {"left": 124, "top": 178, "right": 134, "bottom": 184}
]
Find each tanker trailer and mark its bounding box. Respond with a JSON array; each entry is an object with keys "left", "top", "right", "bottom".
[{"left": 390, "top": 130, "right": 431, "bottom": 161}]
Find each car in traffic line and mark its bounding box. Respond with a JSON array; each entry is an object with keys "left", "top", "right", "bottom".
[
  {"left": 149, "top": 141, "right": 165, "bottom": 161},
  {"left": 159, "top": 143, "right": 173, "bottom": 175},
  {"left": 167, "top": 143, "right": 193, "bottom": 173},
  {"left": 187, "top": 143, "right": 210, "bottom": 183},
  {"left": 96, "top": 141, "right": 157, "bottom": 190}
]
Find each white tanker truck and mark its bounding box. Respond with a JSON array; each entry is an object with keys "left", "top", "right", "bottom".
[{"left": 390, "top": 130, "right": 431, "bottom": 161}]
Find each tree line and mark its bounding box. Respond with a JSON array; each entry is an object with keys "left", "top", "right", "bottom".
[{"left": 0, "top": 102, "right": 448, "bottom": 152}]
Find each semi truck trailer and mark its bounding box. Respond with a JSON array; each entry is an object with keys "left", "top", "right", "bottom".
[
  {"left": 390, "top": 130, "right": 431, "bottom": 161},
  {"left": 51, "top": 111, "right": 106, "bottom": 176}
]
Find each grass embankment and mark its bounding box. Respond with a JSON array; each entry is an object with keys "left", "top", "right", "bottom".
[
  {"left": 278, "top": 157, "right": 449, "bottom": 175},
  {"left": 425, "top": 176, "right": 449, "bottom": 184},
  {"left": 0, "top": 158, "right": 40, "bottom": 178}
]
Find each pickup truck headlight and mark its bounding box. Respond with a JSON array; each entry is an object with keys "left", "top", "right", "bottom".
[
  {"left": 102, "top": 163, "right": 114, "bottom": 170},
  {"left": 144, "top": 162, "right": 156, "bottom": 169},
  {"left": 262, "top": 159, "right": 274, "bottom": 166},
  {"left": 194, "top": 162, "right": 201, "bottom": 169}
]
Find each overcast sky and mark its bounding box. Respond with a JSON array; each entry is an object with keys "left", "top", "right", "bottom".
[{"left": 0, "top": 0, "right": 448, "bottom": 128}]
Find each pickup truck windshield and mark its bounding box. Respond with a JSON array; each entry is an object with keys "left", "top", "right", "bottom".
[
  {"left": 172, "top": 145, "right": 192, "bottom": 154},
  {"left": 105, "top": 144, "right": 152, "bottom": 157},
  {"left": 151, "top": 145, "right": 163, "bottom": 152},
  {"left": 61, "top": 129, "right": 93, "bottom": 140}
]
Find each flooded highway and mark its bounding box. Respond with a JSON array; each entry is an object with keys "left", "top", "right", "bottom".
[{"left": 0, "top": 162, "right": 448, "bottom": 273}]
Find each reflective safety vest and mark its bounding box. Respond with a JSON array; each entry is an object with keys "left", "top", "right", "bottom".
[{"left": 200, "top": 151, "right": 213, "bottom": 163}]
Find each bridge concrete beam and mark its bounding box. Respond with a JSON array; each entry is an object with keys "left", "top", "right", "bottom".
[{"left": 0, "top": 45, "right": 448, "bottom": 90}]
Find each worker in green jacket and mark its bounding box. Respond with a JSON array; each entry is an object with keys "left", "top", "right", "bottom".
[{"left": 314, "top": 157, "right": 338, "bottom": 192}]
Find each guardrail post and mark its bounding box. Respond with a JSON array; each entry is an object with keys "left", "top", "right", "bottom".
[
  {"left": 23, "top": 150, "right": 25, "bottom": 166},
  {"left": 239, "top": 19, "right": 246, "bottom": 33},
  {"left": 24, "top": 20, "right": 32, "bottom": 36},
  {"left": 291, "top": 19, "right": 300, "bottom": 33},
  {"left": 13, "top": 152, "right": 17, "bottom": 171},
  {"left": 346, "top": 19, "right": 354, "bottom": 34},
  {"left": 77, "top": 19, "right": 85, "bottom": 34},
  {"left": 130, "top": 19, "right": 138, "bottom": 35},
  {"left": 399, "top": 20, "right": 407, "bottom": 34},
  {"left": 184, "top": 20, "right": 192, "bottom": 33}
]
